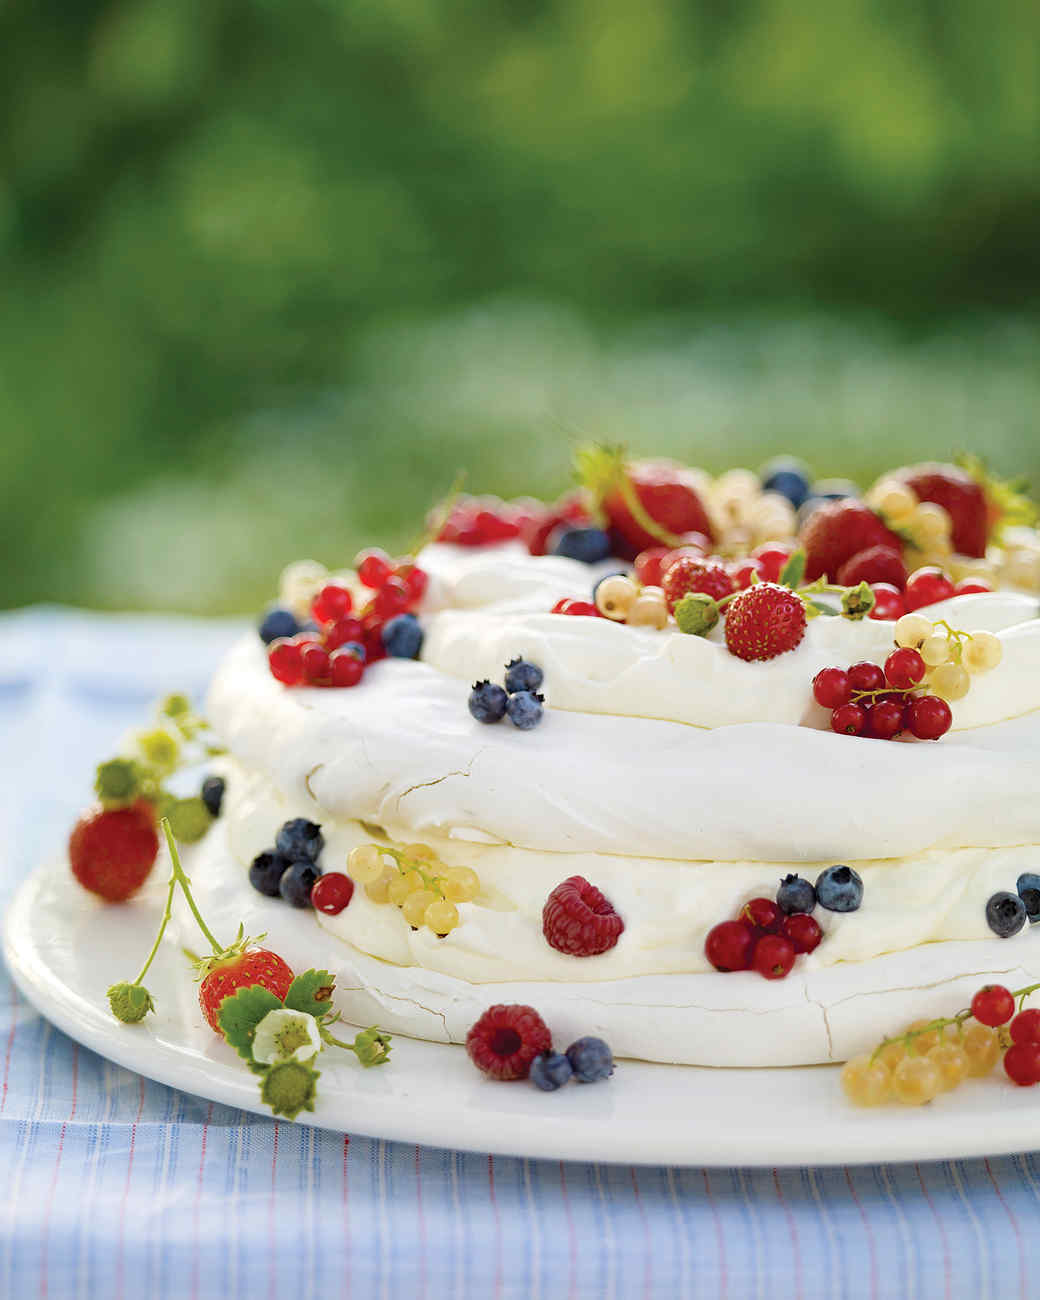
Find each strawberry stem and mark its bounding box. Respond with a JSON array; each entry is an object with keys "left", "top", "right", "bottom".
[
  {"left": 129, "top": 859, "right": 179, "bottom": 988},
  {"left": 575, "top": 443, "right": 687, "bottom": 547},
  {"left": 160, "top": 818, "right": 223, "bottom": 956}
]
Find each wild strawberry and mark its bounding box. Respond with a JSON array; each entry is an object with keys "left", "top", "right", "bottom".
[
  {"left": 466, "top": 1004, "right": 552, "bottom": 1080},
  {"left": 69, "top": 801, "right": 159, "bottom": 902},
  {"left": 543, "top": 876, "right": 624, "bottom": 956},
  {"left": 577, "top": 445, "right": 714, "bottom": 559},
  {"left": 198, "top": 947, "right": 295, "bottom": 1034},
  {"left": 730, "top": 557, "right": 766, "bottom": 589},
  {"left": 836, "top": 545, "right": 907, "bottom": 590},
  {"left": 751, "top": 543, "right": 794, "bottom": 583},
  {"left": 799, "top": 500, "right": 902, "bottom": 582},
  {"left": 661, "top": 556, "right": 733, "bottom": 611},
  {"left": 898, "top": 464, "right": 988, "bottom": 557},
  {"left": 723, "top": 583, "right": 806, "bottom": 662}
]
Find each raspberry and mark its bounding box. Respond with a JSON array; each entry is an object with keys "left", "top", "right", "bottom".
[
  {"left": 542, "top": 876, "right": 624, "bottom": 956},
  {"left": 661, "top": 556, "right": 733, "bottom": 611},
  {"left": 836, "top": 545, "right": 907, "bottom": 590},
  {"left": 465, "top": 1004, "right": 552, "bottom": 1080},
  {"left": 723, "top": 583, "right": 806, "bottom": 662}
]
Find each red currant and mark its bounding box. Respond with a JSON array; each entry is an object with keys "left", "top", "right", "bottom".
[
  {"left": 329, "top": 648, "right": 365, "bottom": 687},
  {"left": 751, "top": 544, "right": 793, "bottom": 584},
  {"left": 954, "top": 578, "right": 992, "bottom": 596},
  {"left": 373, "top": 576, "right": 411, "bottom": 618},
  {"left": 705, "top": 919, "right": 756, "bottom": 972},
  {"left": 323, "top": 616, "right": 364, "bottom": 651},
  {"left": 904, "top": 566, "right": 956, "bottom": 612},
  {"left": 905, "top": 694, "right": 952, "bottom": 741},
  {"left": 268, "top": 638, "right": 306, "bottom": 686},
  {"left": 394, "top": 562, "right": 428, "bottom": 602},
  {"left": 730, "top": 557, "right": 766, "bottom": 590},
  {"left": 752, "top": 934, "right": 797, "bottom": 980},
  {"left": 301, "top": 642, "right": 331, "bottom": 685},
  {"left": 311, "top": 872, "right": 355, "bottom": 914},
  {"left": 971, "top": 984, "right": 1015, "bottom": 1027},
  {"left": 550, "top": 598, "right": 574, "bottom": 614},
  {"left": 634, "top": 548, "right": 672, "bottom": 588},
  {"left": 813, "top": 667, "right": 851, "bottom": 709},
  {"left": 864, "top": 698, "right": 906, "bottom": 740},
  {"left": 847, "top": 661, "right": 886, "bottom": 693},
  {"left": 562, "top": 601, "right": 600, "bottom": 617},
  {"left": 831, "top": 703, "right": 866, "bottom": 735},
  {"left": 1003, "top": 1043, "right": 1040, "bottom": 1087},
  {"left": 884, "top": 647, "right": 926, "bottom": 690},
  {"left": 356, "top": 548, "right": 394, "bottom": 588},
  {"left": 741, "top": 897, "right": 782, "bottom": 933},
  {"left": 476, "top": 507, "right": 520, "bottom": 542},
  {"left": 311, "top": 583, "right": 353, "bottom": 625},
  {"left": 1010, "top": 1009, "right": 1040, "bottom": 1045},
  {"left": 780, "top": 913, "right": 822, "bottom": 955},
  {"left": 868, "top": 582, "right": 905, "bottom": 621},
  {"left": 361, "top": 620, "right": 387, "bottom": 664}
]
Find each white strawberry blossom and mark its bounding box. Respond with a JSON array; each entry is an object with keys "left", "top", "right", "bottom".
[{"left": 252, "top": 1008, "right": 322, "bottom": 1065}]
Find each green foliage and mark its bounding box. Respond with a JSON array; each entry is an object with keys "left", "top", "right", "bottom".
[
  {"left": 0, "top": 0, "right": 1038, "bottom": 612},
  {"left": 284, "top": 970, "right": 336, "bottom": 1019},
  {"left": 217, "top": 985, "right": 283, "bottom": 1064}
]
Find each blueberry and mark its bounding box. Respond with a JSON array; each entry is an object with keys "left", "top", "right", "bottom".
[
  {"left": 815, "top": 864, "right": 863, "bottom": 913},
  {"left": 382, "top": 613, "right": 424, "bottom": 659},
  {"left": 200, "top": 775, "right": 225, "bottom": 818},
  {"left": 551, "top": 526, "right": 612, "bottom": 565},
  {"left": 529, "top": 1051, "right": 574, "bottom": 1092},
  {"left": 258, "top": 606, "right": 300, "bottom": 645},
  {"left": 275, "top": 818, "right": 324, "bottom": 862},
  {"left": 987, "top": 890, "right": 1028, "bottom": 938},
  {"left": 565, "top": 1036, "right": 614, "bottom": 1083},
  {"left": 503, "top": 657, "right": 544, "bottom": 694},
  {"left": 776, "top": 873, "right": 816, "bottom": 915},
  {"left": 279, "top": 860, "right": 323, "bottom": 908},
  {"left": 1016, "top": 873, "right": 1040, "bottom": 922},
  {"left": 761, "top": 458, "right": 811, "bottom": 509},
  {"left": 506, "top": 690, "right": 544, "bottom": 730},
  {"left": 468, "top": 680, "right": 508, "bottom": 724},
  {"left": 249, "top": 851, "right": 290, "bottom": 897}
]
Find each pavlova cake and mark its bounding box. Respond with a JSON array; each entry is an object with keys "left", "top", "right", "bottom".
[{"left": 68, "top": 448, "right": 1040, "bottom": 1085}]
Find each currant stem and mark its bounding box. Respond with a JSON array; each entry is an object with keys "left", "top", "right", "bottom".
[
  {"left": 160, "top": 818, "right": 224, "bottom": 956},
  {"left": 870, "top": 979, "right": 1040, "bottom": 1062}
]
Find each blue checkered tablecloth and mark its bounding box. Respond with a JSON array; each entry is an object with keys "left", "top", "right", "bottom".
[{"left": 2, "top": 606, "right": 1039, "bottom": 1299}]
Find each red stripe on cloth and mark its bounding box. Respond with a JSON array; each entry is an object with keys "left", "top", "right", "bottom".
[
  {"left": 984, "top": 1158, "right": 1026, "bottom": 1300},
  {"left": 488, "top": 1154, "right": 503, "bottom": 1300},
  {"left": 114, "top": 1076, "right": 147, "bottom": 1300},
  {"left": 190, "top": 1101, "right": 214, "bottom": 1300},
  {"left": 914, "top": 1162, "right": 952, "bottom": 1300},
  {"left": 630, "top": 1167, "right": 653, "bottom": 1300},
  {"left": 39, "top": 1044, "right": 79, "bottom": 1298},
  {"left": 773, "top": 1170, "right": 804, "bottom": 1299},
  {"left": 702, "top": 1169, "right": 727, "bottom": 1300},
  {"left": 843, "top": 1168, "right": 878, "bottom": 1300},
  {"left": 0, "top": 983, "right": 18, "bottom": 1114}
]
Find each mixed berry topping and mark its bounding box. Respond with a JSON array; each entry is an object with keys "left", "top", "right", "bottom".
[
  {"left": 468, "top": 659, "right": 546, "bottom": 729},
  {"left": 248, "top": 818, "right": 327, "bottom": 910}
]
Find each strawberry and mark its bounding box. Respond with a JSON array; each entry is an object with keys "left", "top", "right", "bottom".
[
  {"left": 897, "top": 463, "right": 988, "bottom": 557},
  {"left": 576, "top": 445, "right": 715, "bottom": 560},
  {"left": 799, "top": 499, "right": 901, "bottom": 582},
  {"left": 723, "top": 583, "right": 806, "bottom": 662},
  {"left": 69, "top": 800, "right": 159, "bottom": 901},
  {"left": 661, "top": 556, "right": 733, "bottom": 611},
  {"left": 198, "top": 947, "right": 295, "bottom": 1033},
  {"left": 836, "top": 545, "right": 907, "bottom": 590}
]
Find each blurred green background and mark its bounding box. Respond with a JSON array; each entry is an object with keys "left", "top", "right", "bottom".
[{"left": 2, "top": 0, "right": 1038, "bottom": 613}]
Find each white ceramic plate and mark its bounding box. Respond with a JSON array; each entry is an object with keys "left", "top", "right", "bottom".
[{"left": 6, "top": 860, "right": 1040, "bottom": 1167}]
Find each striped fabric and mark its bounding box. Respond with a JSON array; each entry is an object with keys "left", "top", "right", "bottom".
[{"left": 1, "top": 608, "right": 1037, "bottom": 1299}]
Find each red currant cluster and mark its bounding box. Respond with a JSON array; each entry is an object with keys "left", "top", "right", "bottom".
[
  {"left": 866, "top": 566, "right": 991, "bottom": 623},
  {"left": 843, "top": 980, "right": 1040, "bottom": 1107},
  {"left": 813, "top": 650, "right": 952, "bottom": 741},
  {"left": 704, "top": 897, "right": 822, "bottom": 981},
  {"left": 268, "top": 549, "right": 427, "bottom": 689},
  {"left": 435, "top": 491, "right": 590, "bottom": 552}
]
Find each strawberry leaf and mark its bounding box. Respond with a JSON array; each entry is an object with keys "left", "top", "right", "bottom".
[
  {"left": 218, "top": 985, "right": 284, "bottom": 1063},
  {"left": 779, "top": 550, "right": 806, "bottom": 589},
  {"left": 284, "top": 970, "right": 337, "bottom": 1018}
]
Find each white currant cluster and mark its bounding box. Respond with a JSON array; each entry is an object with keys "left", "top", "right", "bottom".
[{"left": 893, "top": 612, "right": 1002, "bottom": 703}]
